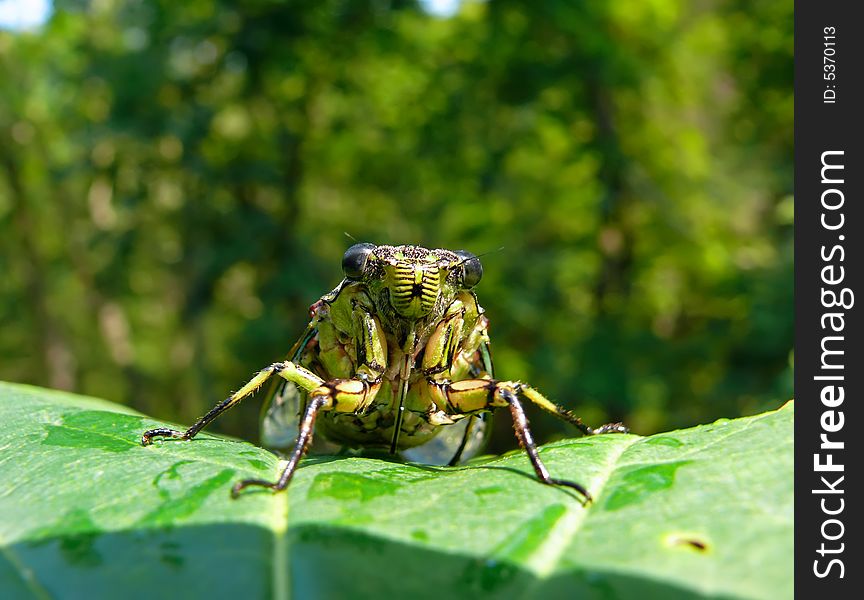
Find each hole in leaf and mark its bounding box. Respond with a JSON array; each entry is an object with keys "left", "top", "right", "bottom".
[{"left": 665, "top": 533, "right": 710, "bottom": 553}]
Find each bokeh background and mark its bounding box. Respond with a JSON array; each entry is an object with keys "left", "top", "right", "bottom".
[{"left": 0, "top": 0, "right": 792, "bottom": 453}]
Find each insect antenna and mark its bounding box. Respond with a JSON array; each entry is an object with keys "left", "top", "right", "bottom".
[{"left": 454, "top": 246, "right": 505, "bottom": 268}]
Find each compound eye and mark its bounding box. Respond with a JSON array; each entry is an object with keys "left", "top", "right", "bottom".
[
  {"left": 342, "top": 243, "right": 376, "bottom": 280},
  {"left": 455, "top": 250, "right": 483, "bottom": 288}
]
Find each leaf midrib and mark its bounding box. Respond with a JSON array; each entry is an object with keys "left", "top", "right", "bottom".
[{"left": 526, "top": 435, "right": 642, "bottom": 581}]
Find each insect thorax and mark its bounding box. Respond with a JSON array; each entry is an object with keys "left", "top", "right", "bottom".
[{"left": 308, "top": 280, "right": 485, "bottom": 450}]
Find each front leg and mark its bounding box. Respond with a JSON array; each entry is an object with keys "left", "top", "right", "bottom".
[
  {"left": 142, "top": 300, "right": 388, "bottom": 497},
  {"left": 142, "top": 365, "right": 382, "bottom": 496},
  {"left": 141, "top": 361, "right": 324, "bottom": 445},
  {"left": 426, "top": 378, "right": 627, "bottom": 504},
  {"left": 231, "top": 378, "right": 378, "bottom": 496}
]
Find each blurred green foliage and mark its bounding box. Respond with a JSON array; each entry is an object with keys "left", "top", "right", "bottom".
[{"left": 0, "top": 0, "right": 792, "bottom": 452}]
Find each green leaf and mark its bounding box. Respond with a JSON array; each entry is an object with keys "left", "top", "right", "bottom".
[{"left": 0, "top": 381, "right": 792, "bottom": 599}]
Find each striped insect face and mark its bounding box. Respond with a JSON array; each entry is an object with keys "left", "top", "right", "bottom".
[
  {"left": 383, "top": 256, "right": 446, "bottom": 319},
  {"left": 342, "top": 244, "right": 482, "bottom": 321}
]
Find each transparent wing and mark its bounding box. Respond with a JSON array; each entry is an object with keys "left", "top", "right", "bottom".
[
  {"left": 259, "top": 323, "right": 340, "bottom": 455},
  {"left": 260, "top": 378, "right": 303, "bottom": 452},
  {"left": 260, "top": 376, "right": 344, "bottom": 455}
]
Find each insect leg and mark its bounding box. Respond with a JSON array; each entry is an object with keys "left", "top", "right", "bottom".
[
  {"left": 420, "top": 299, "right": 491, "bottom": 465},
  {"left": 498, "top": 387, "right": 592, "bottom": 502},
  {"left": 446, "top": 414, "right": 480, "bottom": 467},
  {"left": 427, "top": 378, "right": 624, "bottom": 503},
  {"left": 231, "top": 393, "right": 329, "bottom": 498},
  {"left": 446, "top": 336, "right": 494, "bottom": 466},
  {"left": 517, "top": 385, "right": 628, "bottom": 436},
  {"left": 231, "top": 378, "right": 380, "bottom": 496},
  {"left": 141, "top": 361, "right": 324, "bottom": 445}
]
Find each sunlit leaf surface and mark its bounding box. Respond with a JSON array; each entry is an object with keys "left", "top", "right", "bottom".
[{"left": 0, "top": 382, "right": 792, "bottom": 599}]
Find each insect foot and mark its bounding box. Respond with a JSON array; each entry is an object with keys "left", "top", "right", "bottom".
[
  {"left": 141, "top": 427, "right": 187, "bottom": 445},
  {"left": 230, "top": 479, "right": 280, "bottom": 499},
  {"left": 591, "top": 422, "right": 629, "bottom": 435},
  {"left": 230, "top": 394, "right": 329, "bottom": 499},
  {"left": 497, "top": 386, "right": 597, "bottom": 505}
]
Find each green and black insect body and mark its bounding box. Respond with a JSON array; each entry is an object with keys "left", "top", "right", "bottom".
[{"left": 142, "top": 244, "right": 626, "bottom": 502}]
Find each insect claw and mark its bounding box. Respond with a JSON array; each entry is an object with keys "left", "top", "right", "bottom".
[
  {"left": 230, "top": 482, "right": 244, "bottom": 499},
  {"left": 141, "top": 427, "right": 185, "bottom": 446},
  {"left": 594, "top": 422, "right": 629, "bottom": 435},
  {"left": 231, "top": 478, "right": 279, "bottom": 498},
  {"left": 428, "top": 409, "right": 456, "bottom": 426},
  {"left": 547, "top": 478, "right": 593, "bottom": 505}
]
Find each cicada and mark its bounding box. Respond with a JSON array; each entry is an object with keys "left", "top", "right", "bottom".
[{"left": 142, "top": 244, "right": 626, "bottom": 502}]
